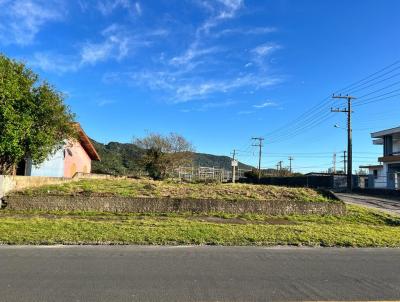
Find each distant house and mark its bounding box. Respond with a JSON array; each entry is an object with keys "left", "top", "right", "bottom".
[
  {"left": 360, "top": 126, "right": 400, "bottom": 189},
  {"left": 18, "top": 123, "right": 100, "bottom": 178}
]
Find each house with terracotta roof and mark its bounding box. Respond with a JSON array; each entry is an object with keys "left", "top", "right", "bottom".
[{"left": 18, "top": 123, "right": 100, "bottom": 178}]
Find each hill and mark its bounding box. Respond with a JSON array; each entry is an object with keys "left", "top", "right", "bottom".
[{"left": 91, "top": 140, "right": 253, "bottom": 176}]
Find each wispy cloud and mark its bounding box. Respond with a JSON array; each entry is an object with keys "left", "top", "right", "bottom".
[
  {"left": 198, "top": 0, "right": 243, "bottom": 34},
  {"left": 135, "top": 2, "right": 142, "bottom": 16},
  {"left": 181, "top": 100, "right": 237, "bottom": 112},
  {"left": 252, "top": 43, "right": 280, "bottom": 57},
  {"left": 108, "top": 70, "right": 281, "bottom": 103},
  {"left": 0, "top": 0, "right": 64, "bottom": 45},
  {"left": 237, "top": 110, "right": 253, "bottom": 115},
  {"left": 30, "top": 23, "right": 168, "bottom": 73},
  {"left": 80, "top": 24, "right": 131, "bottom": 65},
  {"left": 30, "top": 52, "right": 79, "bottom": 74},
  {"left": 97, "top": 99, "right": 116, "bottom": 107},
  {"left": 250, "top": 42, "right": 281, "bottom": 68},
  {"left": 97, "top": 0, "right": 135, "bottom": 16},
  {"left": 174, "top": 75, "right": 279, "bottom": 102},
  {"left": 253, "top": 101, "right": 277, "bottom": 108},
  {"left": 171, "top": 0, "right": 243, "bottom": 68},
  {"left": 215, "top": 26, "right": 277, "bottom": 37},
  {"left": 170, "top": 45, "right": 221, "bottom": 66}
]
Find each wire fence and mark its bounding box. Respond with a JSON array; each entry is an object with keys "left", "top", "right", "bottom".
[
  {"left": 173, "top": 166, "right": 251, "bottom": 182},
  {"left": 363, "top": 172, "right": 400, "bottom": 189}
]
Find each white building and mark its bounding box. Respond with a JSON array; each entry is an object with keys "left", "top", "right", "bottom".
[{"left": 361, "top": 126, "right": 400, "bottom": 189}]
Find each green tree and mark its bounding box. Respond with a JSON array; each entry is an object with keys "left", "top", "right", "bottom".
[
  {"left": 134, "top": 133, "right": 194, "bottom": 180},
  {"left": 0, "top": 54, "right": 75, "bottom": 175}
]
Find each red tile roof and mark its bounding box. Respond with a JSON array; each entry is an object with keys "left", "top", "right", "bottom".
[{"left": 72, "top": 123, "right": 101, "bottom": 161}]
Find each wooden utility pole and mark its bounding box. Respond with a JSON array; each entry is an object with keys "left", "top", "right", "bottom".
[
  {"left": 288, "top": 156, "right": 293, "bottom": 173},
  {"left": 252, "top": 137, "right": 264, "bottom": 181},
  {"left": 231, "top": 149, "right": 237, "bottom": 183},
  {"left": 331, "top": 94, "right": 356, "bottom": 191}
]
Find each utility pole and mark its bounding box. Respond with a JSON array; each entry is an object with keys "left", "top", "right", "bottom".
[
  {"left": 332, "top": 153, "right": 336, "bottom": 174},
  {"left": 331, "top": 94, "right": 356, "bottom": 191},
  {"left": 252, "top": 137, "right": 264, "bottom": 181},
  {"left": 278, "top": 161, "right": 283, "bottom": 171},
  {"left": 231, "top": 149, "right": 237, "bottom": 183},
  {"left": 288, "top": 156, "right": 293, "bottom": 174},
  {"left": 342, "top": 150, "right": 347, "bottom": 174}
]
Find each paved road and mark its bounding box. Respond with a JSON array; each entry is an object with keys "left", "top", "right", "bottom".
[
  {"left": 1, "top": 246, "right": 400, "bottom": 301},
  {"left": 336, "top": 193, "right": 400, "bottom": 215}
]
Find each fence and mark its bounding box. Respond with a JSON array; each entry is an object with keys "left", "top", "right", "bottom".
[
  {"left": 174, "top": 166, "right": 251, "bottom": 182},
  {"left": 366, "top": 172, "right": 400, "bottom": 190},
  {"left": 240, "top": 174, "right": 357, "bottom": 189}
]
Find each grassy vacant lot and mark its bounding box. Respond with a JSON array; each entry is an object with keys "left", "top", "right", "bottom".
[
  {"left": 0, "top": 205, "right": 399, "bottom": 247},
  {"left": 14, "top": 178, "right": 330, "bottom": 202}
]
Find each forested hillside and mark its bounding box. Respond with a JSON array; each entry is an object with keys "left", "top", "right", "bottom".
[{"left": 91, "top": 140, "right": 253, "bottom": 176}]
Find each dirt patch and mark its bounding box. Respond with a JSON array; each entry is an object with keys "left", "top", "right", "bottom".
[{"left": 187, "top": 216, "right": 296, "bottom": 225}]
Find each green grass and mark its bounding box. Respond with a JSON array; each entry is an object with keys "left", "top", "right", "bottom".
[
  {"left": 13, "top": 178, "right": 331, "bottom": 202},
  {"left": 0, "top": 205, "right": 399, "bottom": 247}
]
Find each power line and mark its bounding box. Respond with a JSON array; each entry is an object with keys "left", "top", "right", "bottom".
[
  {"left": 261, "top": 60, "right": 400, "bottom": 145},
  {"left": 335, "top": 60, "right": 400, "bottom": 94},
  {"left": 356, "top": 79, "right": 400, "bottom": 99},
  {"left": 346, "top": 66, "right": 400, "bottom": 94}
]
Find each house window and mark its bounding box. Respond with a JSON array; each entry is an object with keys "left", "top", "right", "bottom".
[{"left": 373, "top": 170, "right": 378, "bottom": 179}]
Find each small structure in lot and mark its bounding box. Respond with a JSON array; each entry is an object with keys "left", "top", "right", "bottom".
[
  {"left": 18, "top": 123, "right": 100, "bottom": 178},
  {"left": 361, "top": 125, "right": 400, "bottom": 189}
]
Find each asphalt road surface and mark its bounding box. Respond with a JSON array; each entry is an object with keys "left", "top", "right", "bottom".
[
  {"left": 336, "top": 192, "right": 400, "bottom": 215},
  {"left": 1, "top": 246, "right": 399, "bottom": 302}
]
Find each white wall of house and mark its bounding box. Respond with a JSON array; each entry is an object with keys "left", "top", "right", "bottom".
[
  {"left": 368, "top": 166, "right": 387, "bottom": 188},
  {"left": 26, "top": 149, "right": 65, "bottom": 177}
]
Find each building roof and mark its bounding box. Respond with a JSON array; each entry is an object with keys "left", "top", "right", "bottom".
[
  {"left": 371, "top": 126, "right": 400, "bottom": 138},
  {"left": 73, "top": 123, "right": 101, "bottom": 161},
  {"left": 359, "top": 164, "right": 383, "bottom": 169}
]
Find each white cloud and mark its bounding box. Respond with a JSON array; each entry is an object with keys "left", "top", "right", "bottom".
[
  {"left": 171, "top": 0, "right": 243, "bottom": 69},
  {"left": 29, "top": 23, "right": 168, "bottom": 73},
  {"left": 30, "top": 52, "right": 79, "bottom": 74},
  {"left": 97, "top": 0, "right": 129, "bottom": 15},
  {"left": 216, "top": 27, "right": 277, "bottom": 37},
  {"left": 0, "top": 0, "right": 64, "bottom": 45},
  {"left": 253, "top": 101, "right": 277, "bottom": 108},
  {"left": 237, "top": 110, "right": 253, "bottom": 115},
  {"left": 96, "top": 0, "right": 142, "bottom": 16},
  {"left": 252, "top": 43, "right": 280, "bottom": 57},
  {"left": 175, "top": 75, "right": 280, "bottom": 102},
  {"left": 97, "top": 99, "right": 116, "bottom": 107},
  {"left": 181, "top": 100, "right": 237, "bottom": 112},
  {"left": 198, "top": 0, "right": 243, "bottom": 34},
  {"left": 250, "top": 43, "right": 281, "bottom": 68},
  {"left": 135, "top": 2, "right": 142, "bottom": 15},
  {"left": 80, "top": 24, "right": 130, "bottom": 65},
  {"left": 113, "top": 70, "right": 281, "bottom": 103},
  {"left": 170, "top": 45, "right": 221, "bottom": 66}
]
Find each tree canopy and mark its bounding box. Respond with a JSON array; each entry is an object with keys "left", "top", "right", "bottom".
[
  {"left": 0, "top": 54, "right": 75, "bottom": 174},
  {"left": 134, "top": 133, "right": 194, "bottom": 179}
]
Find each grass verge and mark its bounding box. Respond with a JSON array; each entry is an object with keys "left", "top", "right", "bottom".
[
  {"left": 0, "top": 205, "right": 399, "bottom": 247},
  {"left": 13, "top": 178, "right": 331, "bottom": 202}
]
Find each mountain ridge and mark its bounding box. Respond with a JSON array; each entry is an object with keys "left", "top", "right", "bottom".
[{"left": 90, "top": 140, "right": 254, "bottom": 176}]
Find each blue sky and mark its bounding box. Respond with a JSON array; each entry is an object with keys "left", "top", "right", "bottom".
[{"left": 1, "top": 0, "right": 400, "bottom": 172}]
